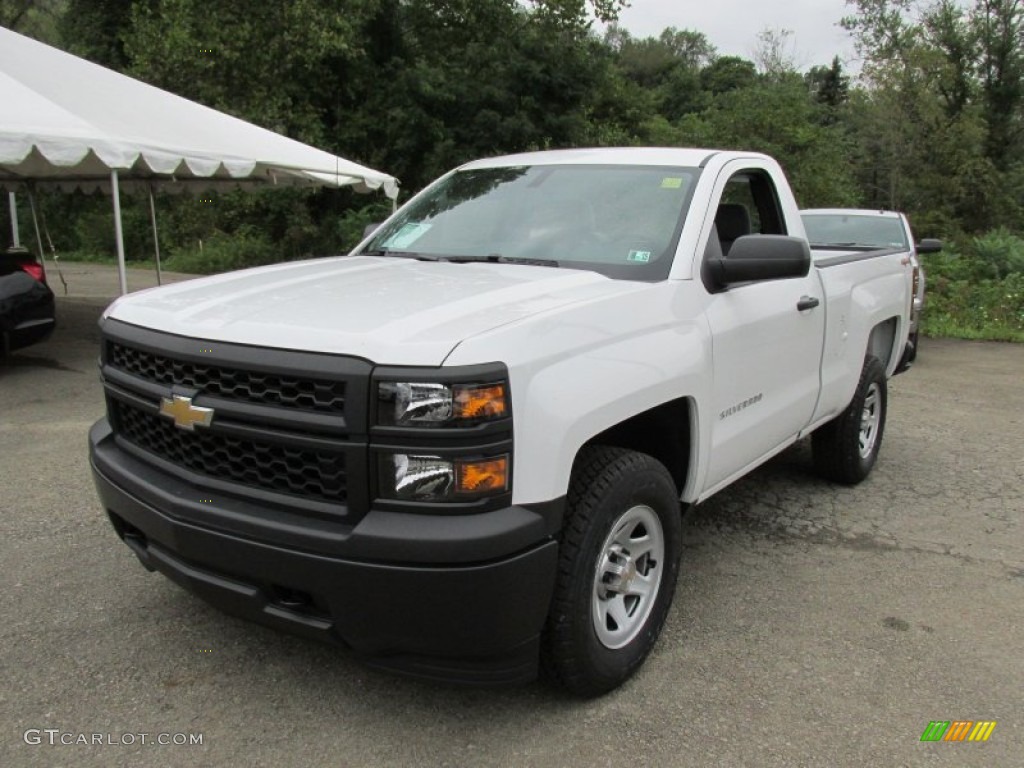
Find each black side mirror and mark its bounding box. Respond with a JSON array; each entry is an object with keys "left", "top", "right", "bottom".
[
  {"left": 705, "top": 235, "right": 811, "bottom": 290},
  {"left": 362, "top": 222, "right": 382, "bottom": 240},
  {"left": 916, "top": 238, "right": 942, "bottom": 254}
]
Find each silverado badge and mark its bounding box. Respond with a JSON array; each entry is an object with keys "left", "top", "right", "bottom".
[{"left": 159, "top": 395, "right": 214, "bottom": 431}]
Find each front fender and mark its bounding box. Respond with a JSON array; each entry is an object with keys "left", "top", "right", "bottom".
[{"left": 444, "top": 281, "right": 712, "bottom": 505}]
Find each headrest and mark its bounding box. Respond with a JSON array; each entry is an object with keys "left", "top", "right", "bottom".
[{"left": 715, "top": 203, "right": 752, "bottom": 242}]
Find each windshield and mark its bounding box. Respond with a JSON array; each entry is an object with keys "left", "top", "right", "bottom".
[
  {"left": 360, "top": 164, "right": 700, "bottom": 281},
  {"left": 802, "top": 213, "right": 908, "bottom": 249}
]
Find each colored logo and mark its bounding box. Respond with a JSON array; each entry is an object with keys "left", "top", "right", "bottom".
[
  {"left": 920, "top": 720, "right": 996, "bottom": 742},
  {"left": 159, "top": 394, "right": 214, "bottom": 431}
]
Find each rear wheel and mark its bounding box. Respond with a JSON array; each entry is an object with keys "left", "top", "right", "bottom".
[
  {"left": 813, "top": 355, "right": 887, "bottom": 484},
  {"left": 541, "top": 446, "right": 682, "bottom": 696}
]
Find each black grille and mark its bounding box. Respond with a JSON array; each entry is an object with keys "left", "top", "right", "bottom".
[
  {"left": 113, "top": 400, "right": 347, "bottom": 503},
  {"left": 109, "top": 342, "right": 346, "bottom": 413}
]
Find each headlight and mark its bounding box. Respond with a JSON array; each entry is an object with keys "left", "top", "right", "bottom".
[
  {"left": 378, "top": 381, "right": 508, "bottom": 427},
  {"left": 379, "top": 453, "right": 509, "bottom": 501}
]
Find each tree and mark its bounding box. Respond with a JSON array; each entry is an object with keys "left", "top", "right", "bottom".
[
  {"left": 57, "top": 0, "right": 136, "bottom": 69},
  {"left": 678, "top": 75, "right": 861, "bottom": 207},
  {"left": 700, "top": 56, "right": 758, "bottom": 94},
  {"left": 605, "top": 25, "right": 715, "bottom": 121},
  {"left": 753, "top": 27, "right": 798, "bottom": 79},
  {"left": 1, "top": 0, "right": 62, "bottom": 43},
  {"left": 975, "top": 0, "right": 1024, "bottom": 166},
  {"left": 806, "top": 56, "right": 850, "bottom": 111},
  {"left": 923, "top": 0, "right": 977, "bottom": 118},
  {"left": 843, "top": 0, "right": 1024, "bottom": 231}
]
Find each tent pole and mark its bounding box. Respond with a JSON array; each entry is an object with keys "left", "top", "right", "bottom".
[
  {"left": 148, "top": 185, "right": 163, "bottom": 286},
  {"left": 7, "top": 192, "right": 19, "bottom": 247},
  {"left": 110, "top": 170, "right": 128, "bottom": 295},
  {"left": 27, "top": 188, "right": 45, "bottom": 262}
]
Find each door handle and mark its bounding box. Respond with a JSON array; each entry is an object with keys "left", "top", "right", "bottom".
[{"left": 797, "top": 296, "right": 820, "bottom": 311}]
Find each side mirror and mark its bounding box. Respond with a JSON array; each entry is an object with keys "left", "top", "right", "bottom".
[
  {"left": 362, "top": 222, "right": 382, "bottom": 240},
  {"left": 916, "top": 238, "right": 942, "bottom": 254},
  {"left": 705, "top": 235, "right": 811, "bottom": 290}
]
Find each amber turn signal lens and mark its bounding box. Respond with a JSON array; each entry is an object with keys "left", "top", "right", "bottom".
[
  {"left": 454, "top": 383, "right": 507, "bottom": 420},
  {"left": 455, "top": 456, "right": 509, "bottom": 495}
]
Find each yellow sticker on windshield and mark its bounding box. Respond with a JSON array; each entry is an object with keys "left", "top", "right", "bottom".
[{"left": 660, "top": 177, "right": 683, "bottom": 189}]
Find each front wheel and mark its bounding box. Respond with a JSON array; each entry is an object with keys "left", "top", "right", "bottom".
[
  {"left": 541, "top": 446, "right": 682, "bottom": 696},
  {"left": 813, "top": 355, "right": 888, "bottom": 484}
]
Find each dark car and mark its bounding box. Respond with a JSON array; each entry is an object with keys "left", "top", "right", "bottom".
[{"left": 1, "top": 246, "right": 55, "bottom": 355}]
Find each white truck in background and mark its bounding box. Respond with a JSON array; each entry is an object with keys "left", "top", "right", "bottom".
[
  {"left": 91, "top": 148, "right": 917, "bottom": 695},
  {"left": 802, "top": 208, "right": 943, "bottom": 368}
]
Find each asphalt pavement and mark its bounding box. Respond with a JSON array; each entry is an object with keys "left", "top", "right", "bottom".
[{"left": 1, "top": 263, "right": 1021, "bottom": 767}]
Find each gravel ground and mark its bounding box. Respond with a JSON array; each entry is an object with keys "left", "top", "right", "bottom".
[{"left": 1, "top": 264, "right": 1021, "bottom": 767}]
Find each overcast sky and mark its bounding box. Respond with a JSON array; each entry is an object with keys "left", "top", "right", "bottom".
[{"left": 612, "top": 0, "right": 858, "bottom": 71}]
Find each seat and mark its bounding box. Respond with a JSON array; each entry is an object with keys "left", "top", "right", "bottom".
[{"left": 715, "top": 203, "right": 752, "bottom": 256}]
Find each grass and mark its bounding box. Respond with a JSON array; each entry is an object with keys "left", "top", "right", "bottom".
[
  {"left": 49, "top": 250, "right": 121, "bottom": 265},
  {"left": 921, "top": 317, "right": 1024, "bottom": 343}
]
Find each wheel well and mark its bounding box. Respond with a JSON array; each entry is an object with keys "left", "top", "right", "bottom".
[
  {"left": 867, "top": 317, "right": 898, "bottom": 370},
  {"left": 582, "top": 398, "right": 692, "bottom": 495}
]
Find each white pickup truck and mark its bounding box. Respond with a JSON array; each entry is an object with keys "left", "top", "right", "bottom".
[
  {"left": 90, "top": 148, "right": 916, "bottom": 695},
  {"left": 801, "top": 208, "right": 942, "bottom": 369}
]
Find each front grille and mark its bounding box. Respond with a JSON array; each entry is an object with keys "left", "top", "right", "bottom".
[
  {"left": 109, "top": 342, "right": 346, "bottom": 413},
  {"left": 113, "top": 400, "right": 347, "bottom": 503}
]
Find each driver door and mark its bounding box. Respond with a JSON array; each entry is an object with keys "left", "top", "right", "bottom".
[{"left": 701, "top": 164, "right": 825, "bottom": 493}]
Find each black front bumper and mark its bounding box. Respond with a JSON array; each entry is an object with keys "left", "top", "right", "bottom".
[{"left": 90, "top": 419, "right": 559, "bottom": 685}]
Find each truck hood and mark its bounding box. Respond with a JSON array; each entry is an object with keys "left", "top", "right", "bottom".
[{"left": 104, "top": 256, "right": 639, "bottom": 365}]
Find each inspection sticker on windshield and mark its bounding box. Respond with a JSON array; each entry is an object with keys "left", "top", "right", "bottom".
[
  {"left": 660, "top": 177, "right": 683, "bottom": 189},
  {"left": 381, "top": 222, "right": 432, "bottom": 249},
  {"left": 627, "top": 250, "right": 651, "bottom": 263}
]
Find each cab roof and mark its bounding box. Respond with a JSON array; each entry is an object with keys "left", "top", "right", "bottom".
[
  {"left": 458, "top": 147, "right": 771, "bottom": 170},
  {"left": 801, "top": 208, "right": 903, "bottom": 219}
]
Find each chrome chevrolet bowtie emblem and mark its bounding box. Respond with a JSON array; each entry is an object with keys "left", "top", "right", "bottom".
[{"left": 159, "top": 395, "right": 214, "bottom": 431}]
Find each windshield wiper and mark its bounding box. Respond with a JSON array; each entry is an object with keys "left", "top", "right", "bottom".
[
  {"left": 445, "top": 254, "right": 560, "bottom": 268},
  {"left": 362, "top": 250, "right": 444, "bottom": 261},
  {"left": 363, "top": 251, "right": 559, "bottom": 267}
]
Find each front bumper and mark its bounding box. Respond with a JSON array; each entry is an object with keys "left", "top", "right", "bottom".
[{"left": 90, "top": 419, "right": 559, "bottom": 685}]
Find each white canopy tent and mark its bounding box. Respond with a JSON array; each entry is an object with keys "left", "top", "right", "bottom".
[{"left": 0, "top": 26, "right": 398, "bottom": 294}]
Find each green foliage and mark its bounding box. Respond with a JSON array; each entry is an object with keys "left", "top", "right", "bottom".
[
  {"left": 700, "top": 56, "right": 758, "bottom": 95},
  {"left": 332, "top": 201, "right": 395, "bottom": 253},
  {"left": 844, "top": 0, "right": 1024, "bottom": 232},
  {"left": 58, "top": 0, "right": 134, "bottom": 67},
  {"left": 928, "top": 229, "right": 1024, "bottom": 281},
  {"left": 922, "top": 272, "right": 1024, "bottom": 341},
  {"left": 970, "top": 229, "right": 1024, "bottom": 279},
  {"left": 125, "top": 0, "right": 379, "bottom": 148},
  {"left": 1, "top": 0, "right": 63, "bottom": 43},
  {"left": 806, "top": 57, "right": 850, "bottom": 115},
  {"left": 163, "top": 229, "right": 280, "bottom": 275},
  {"left": 920, "top": 233, "right": 1024, "bottom": 341},
  {"left": 667, "top": 76, "right": 861, "bottom": 207}
]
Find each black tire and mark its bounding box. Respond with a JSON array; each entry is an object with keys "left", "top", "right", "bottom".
[
  {"left": 541, "top": 446, "right": 682, "bottom": 696},
  {"left": 813, "top": 355, "right": 888, "bottom": 484}
]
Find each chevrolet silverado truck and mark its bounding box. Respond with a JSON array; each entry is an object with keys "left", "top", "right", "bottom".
[
  {"left": 90, "top": 148, "right": 915, "bottom": 695},
  {"left": 801, "top": 208, "right": 941, "bottom": 369}
]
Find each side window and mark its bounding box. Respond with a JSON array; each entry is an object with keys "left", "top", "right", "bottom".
[{"left": 713, "top": 170, "right": 787, "bottom": 256}]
